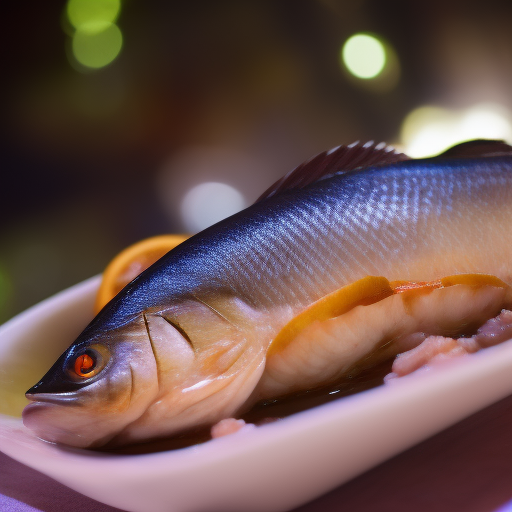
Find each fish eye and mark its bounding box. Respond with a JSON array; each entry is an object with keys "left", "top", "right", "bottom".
[
  {"left": 68, "top": 344, "right": 110, "bottom": 380},
  {"left": 74, "top": 352, "right": 96, "bottom": 377}
]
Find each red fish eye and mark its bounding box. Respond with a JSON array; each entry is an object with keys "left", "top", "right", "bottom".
[
  {"left": 74, "top": 353, "right": 96, "bottom": 377},
  {"left": 67, "top": 344, "right": 109, "bottom": 381}
]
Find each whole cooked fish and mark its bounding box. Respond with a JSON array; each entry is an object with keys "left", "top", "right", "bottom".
[{"left": 23, "top": 140, "right": 512, "bottom": 448}]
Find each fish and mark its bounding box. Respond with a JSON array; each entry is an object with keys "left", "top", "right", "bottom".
[{"left": 22, "top": 139, "right": 512, "bottom": 448}]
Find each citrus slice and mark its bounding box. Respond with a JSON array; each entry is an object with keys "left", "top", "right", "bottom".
[{"left": 95, "top": 234, "right": 189, "bottom": 313}]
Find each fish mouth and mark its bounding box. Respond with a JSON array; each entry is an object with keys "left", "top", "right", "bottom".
[
  {"left": 25, "top": 392, "right": 80, "bottom": 406},
  {"left": 22, "top": 394, "right": 80, "bottom": 434},
  {"left": 22, "top": 395, "right": 90, "bottom": 447}
]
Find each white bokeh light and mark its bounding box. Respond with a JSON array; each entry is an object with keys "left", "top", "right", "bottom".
[
  {"left": 401, "top": 103, "right": 512, "bottom": 158},
  {"left": 180, "top": 182, "right": 246, "bottom": 233},
  {"left": 460, "top": 105, "right": 512, "bottom": 142}
]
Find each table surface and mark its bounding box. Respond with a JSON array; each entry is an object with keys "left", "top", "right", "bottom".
[{"left": 3, "top": 392, "right": 512, "bottom": 512}]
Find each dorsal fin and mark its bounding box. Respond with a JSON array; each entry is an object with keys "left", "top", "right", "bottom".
[
  {"left": 255, "top": 141, "right": 411, "bottom": 203},
  {"left": 434, "top": 139, "right": 512, "bottom": 159}
]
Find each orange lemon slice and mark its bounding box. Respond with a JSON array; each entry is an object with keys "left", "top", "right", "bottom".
[{"left": 95, "top": 234, "right": 190, "bottom": 313}]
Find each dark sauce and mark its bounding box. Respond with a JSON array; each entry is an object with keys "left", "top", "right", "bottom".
[{"left": 100, "top": 357, "right": 394, "bottom": 455}]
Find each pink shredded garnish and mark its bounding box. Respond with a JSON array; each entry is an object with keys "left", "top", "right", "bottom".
[
  {"left": 211, "top": 418, "right": 252, "bottom": 438},
  {"left": 385, "top": 309, "right": 512, "bottom": 380}
]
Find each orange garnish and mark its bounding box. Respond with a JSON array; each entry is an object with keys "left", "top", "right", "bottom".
[
  {"left": 95, "top": 234, "right": 190, "bottom": 313},
  {"left": 268, "top": 276, "right": 394, "bottom": 356},
  {"left": 74, "top": 353, "right": 95, "bottom": 377}
]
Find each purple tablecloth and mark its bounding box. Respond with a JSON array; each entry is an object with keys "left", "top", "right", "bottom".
[{"left": 3, "top": 393, "right": 512, "bottom": 512}]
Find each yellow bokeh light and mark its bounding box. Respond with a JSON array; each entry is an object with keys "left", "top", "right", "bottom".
[
  {"left": 341, "top": 33, "right": 386, "bottom": 79},
  {"left": 72, "top": 22, "right": 123, "bottom": 69},
  {"left": 67, "top": 0, "right": 121, "bottom": 29},
  {"left": 400, "top": 103, "right": 512, "bottom": 158}
]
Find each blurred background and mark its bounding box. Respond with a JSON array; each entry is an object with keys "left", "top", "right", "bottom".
[{"left": 1, "top": 0, "right": 512, "bottom": 323}]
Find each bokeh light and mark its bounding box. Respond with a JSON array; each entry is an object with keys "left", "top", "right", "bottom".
[
  {"left": 67, "top": 0, "right": 120, "bottom": 29},
  {"left": 72, "top": 22, "right": 123, "bottom": 69},
  {"left": 180, "top": 182, "right": 246, "bottom": 233},
  {"left": 341, "top": 33, "right": 387, "bottom": 79},
  {"left": 65, "top": 0, "right": 123, "bottom": 70},
  {"left": 460, "top": 105, "right": 512, "bottom": 141},
  {"left": 156, "top": 146, "right": 272, "bottom": 233},
  {"left": 0, "top": 265, "right": 12, "bottom": 322},
  {"left": 401, "top": 103, "right": 512, "bottom": 157}
]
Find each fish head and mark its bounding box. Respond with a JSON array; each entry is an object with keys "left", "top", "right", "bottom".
[
  {"left": 23, "top": 317, "right": 159, "bottom": 448},
  {"left": 101, "top": 299, "right": 268, "bottom": 446},
  {"left": 23, "top": 296, "right": 267, "bottom": 448}
]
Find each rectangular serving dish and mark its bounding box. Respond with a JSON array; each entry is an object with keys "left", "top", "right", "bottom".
[{"left": 1, "top": 277, "right": 512, "bottom": 512}]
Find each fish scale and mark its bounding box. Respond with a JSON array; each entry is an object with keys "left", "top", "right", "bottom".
[
  {"left": 204, "top": 161, "right": 502, "bottom": 305},
  {"left": 204, "top": 158, "right": 512, "bottom": 310}
]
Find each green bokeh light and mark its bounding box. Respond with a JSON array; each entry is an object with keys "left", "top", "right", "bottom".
[
  {"left": 0, "top": 265, "right": 12, "bottom": 321},
  {"left": 72, "top": 22, "right": 123, "bottom": 69},
  {"left": 341, "top": 33, "right": 387, "bottom": 79},
  {"left": 67, "top": 0, "right": 121, "bottom": 29}
]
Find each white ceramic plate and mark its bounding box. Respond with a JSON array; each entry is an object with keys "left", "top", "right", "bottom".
[{"left": 1, "top": 278, "right": 512, "bottom": 512}]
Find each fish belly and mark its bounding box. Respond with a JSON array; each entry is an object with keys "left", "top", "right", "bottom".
[{"left": 257, "top": 276, "right": 512, "bottom": 398}]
